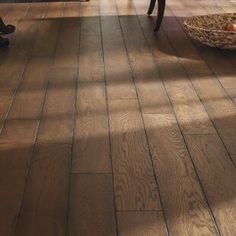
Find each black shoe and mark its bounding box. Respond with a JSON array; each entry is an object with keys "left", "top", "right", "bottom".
[
  {"left": 0, "top": 18, "right": 15, "bottom": 34},
  {"left": 0, "top": 36, "right": 9, "bottom": 47}
]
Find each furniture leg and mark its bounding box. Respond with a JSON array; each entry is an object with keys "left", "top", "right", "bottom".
[
  {"left": 147, "top": 0, "right": 166, "bottom": 32},
  {"left": 147, "top": 0, "right": 157, "bottom": 15},
  {"left": 154, "top": 0, "right": 166, "bottom": 32}
]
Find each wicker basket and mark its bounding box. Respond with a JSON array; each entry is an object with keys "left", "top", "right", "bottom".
[{"left": 183, "top": 13, "right": 236, "bottom": 49}]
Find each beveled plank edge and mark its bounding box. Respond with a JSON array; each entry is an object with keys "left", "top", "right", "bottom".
[
  {"left": 231, "top": 155, "right": 236, "bottom": 166},
  {"left": 0, "top": 4, "right": 48, "bottom": 134},
  {"left": 12, "top": 7, "right": 78, "bottom": 236},
  {"left": 112, "top": 0, "right": 170, "bottom": 231},
  {"left": 184, "top": 133, "right": 236, "bottom": 235},
  {"left": 121, "top": 0, "right": 217, "bottom": 136},
  {"left": 0, "top": 8, "right": 51, "bottom": 233},
  {"left": 177, "top": 3, "right": 236, "bottom": 104},
  {"left": 162, "top": 6, "right": 236, "bottom": 156},
  {"left": 120, "top": 10, "right": 222, "bottom": 234},
  {"left": 98, "top": 2, "right": 120, "bottom": 233},
  {"left": 11, "top": 65, "right": 55, "bottom": 235},
  {"left": 184, "top": 133, "right": 236, "bottom": 168},
  {"left": 62, "top": 27, "right": 81, "bottom": 232}
]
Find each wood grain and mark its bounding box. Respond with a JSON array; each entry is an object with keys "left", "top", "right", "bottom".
[
  {"left": 143, "top": 114, "right": 217, "bottom": 236},
  {"left": 11, "top": 3, "right": 47, "bottom": 48},
  {"left": 161, "top": 7, "right": 236, "bottom": 154},
  {"left": 53, "top": 2, "right": 80, "bottom": 68},
  {"left": 72, "top": 82, "right": 111, "bottom": 173},
  {"left": 2, "top": 4, "right": 28, "bottom": 28},
  {"left": 8, "top": 57, "right": 52, "bottom": 119},
  {"left": 185, "top": 134, "right": 236, "bottom": 236},
  {"left": 226, "top": 89, "right": 236, "bottom": 106},
  {"left": 0, "top": 4, "right": 10, "bottom": 16},
  {"left": 0, "top": 4, "right": 34, "bottom": 129},
  {"left": 79, "top": 3, "right": 104, "bottom": 82},
  {"left": 100, "top": 0, "right": 136, "bottom": 99},
  {"left": 119, "top": 15, "right": 172, "bottom": 114},
  {"left": 117, "top": 211, "right": 167, "bottom": 236},
  {"left": 0, "top": 120, "right": 38, "bottom": 236},
  {"left": 134, "top": 13, "right": 216, "bottom": 134},
  {"left": 101, "top": 15, "right": 137, "bottom": 99},
  {"left": 109, "top": 99, "right": 160, "bottom": 211},
  {"left": 14, "top": 68, "right": 77, "bottom": 236},
  {"left": 33, "top": 3, "right": 64, "bottom": 57},
  {"left": 36, "top": 68, "right": 77, "bottom": 144},
  {"left": 0, "top": 46, "right": 27, "bottom": 129},
  {"left": 14, "top": 144, "right": 72, "bottom": 236},
  {"left": 68, "top": 174, "right": 117, "bottom": 236},
  {"left": 0, "top": 0, "right": 236, "bottom": 235},
  {"left": 177, "top": 2, "right": 236, "bottom": 96}
]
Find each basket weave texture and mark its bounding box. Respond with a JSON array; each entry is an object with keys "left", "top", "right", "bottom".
[{"left": 183, "top": 13, "right": 236, "bottom": 49}]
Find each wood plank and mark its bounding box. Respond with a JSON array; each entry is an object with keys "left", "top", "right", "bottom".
[
  {"left": 185, "top": 134, "right": 236, "bottom": 235},
  {"left": 14, "top": 68, "right": 77, "bottom": 236},
  {"left": 116, "top": 0, "right": 136, "bottom": 15},
  {"left": 80, "top": 0, "right": 99, "bottom": 17},
  {"left": 2, "top": 3, "right": 28, "bottom": 33},
  {"left": 162, "top": 74, "right": 216, "bottom": 135},
  {"left": 109, "top": 99, "right": 160, "bottom": 210},
  {"left": 36, "top": 68, "right": 77, "bottom": 144},
  {"left": 231, "top": 155, "right": 236, "bottom": 166},
  {"left": 119, "top": 14, "right": 172, "bottom": 114},
  {"left": 0, "top": 120, "right": 38, "bottom": 144},
  {"left": 53, "top": 2, "right": 80, "bottom": 68},
  {"left": 72, "top": 82, "right": 111, "bottom": 173},
  {"left": 0, "top": 120, "right": 38, "bottom": 236},
  {"left": 68, "top": 174, "right": 117, "bottom": 236},
  {"left": 8, "top": 57, "right": 52, "bottom": 119},
  {"left": 100, "top": 0, "right": 136, "bottom": 99},
  {"left": 79, "top": 0, "right": 104, "bottom": 82},
  {"left": 0, "top": 4, "right": 10, "bottom": 16},
  {"left": 33, "top": 2, "right": 64, "bottom": 57},
  {"left": 143, "top": 114, "right": 218, "bottom": 236},
  {"left": 131, "top": 11, "right": 216, "bottom": 134},
  {"left": 160, "top": 7, "right": 236, "bottom": 154},
  {"left": 10, "top": 3, "right": 48, "bottom": 48},
  {"left": 0, "top": 3, "right": 47, "bottom": 127},
  {"left": 226, "top": 88, "right": 236, "bottom": 106},
  {"left": 100, "top": 15, "right": 137, "bottom": 99},
  {"left": 117, "top": 211, "right": 167, "bottom": 236},
  {"left": 14, "top": 144, "right": 72, "bottom": 236},
  {"left": 63, "top": 2, "right": 81, "bottom": 18},
  {"left": 178, "top": 2, "right": 236, "bottom": 90},
  {"left": 0, "top": 4, "right": 31, "bottom": 130},
  {"left": 100, "top": 0, "right": 117, "bottom": 16},
  {"left": 0, "top": 47, "right": 28, "bottom": 128}
]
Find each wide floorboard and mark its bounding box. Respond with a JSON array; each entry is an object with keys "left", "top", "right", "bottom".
[{"left": 0, "top": 0, "right": 235, "bottom": 235}]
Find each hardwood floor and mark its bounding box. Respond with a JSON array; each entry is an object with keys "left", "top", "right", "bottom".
[{"left": 0, "top": 0, "right": 235, "bottom": 235}]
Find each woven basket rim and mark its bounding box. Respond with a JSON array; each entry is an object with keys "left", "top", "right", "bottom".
[{"left": 183, "top": 13, "right": 236, "bottom": 35}]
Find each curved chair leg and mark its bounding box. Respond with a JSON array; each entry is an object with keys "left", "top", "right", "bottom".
[
  {"left": 154, "top": 0, "right": 166, "bottom": 32},
  {"left": 147, "top": 0, "right": 157, "bottom": 15}
]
